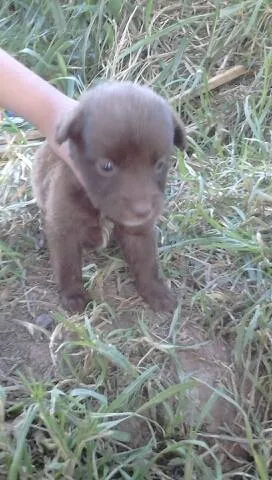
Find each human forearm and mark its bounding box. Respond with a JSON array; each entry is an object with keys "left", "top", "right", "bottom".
[{"left": 0, "top": 48, "right": 77, "bottom": 167}]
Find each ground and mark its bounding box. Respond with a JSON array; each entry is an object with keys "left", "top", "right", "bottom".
[{"left": 0, "top": 1, "right": 272, "bottom": 479}]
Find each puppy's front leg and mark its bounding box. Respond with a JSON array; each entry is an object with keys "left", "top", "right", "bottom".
[
  {"left": 115, "top": 226, "right": 176, "bottom": 312},
  {"left": 46, "top": 221, "right": 88, "bottom": 313}
]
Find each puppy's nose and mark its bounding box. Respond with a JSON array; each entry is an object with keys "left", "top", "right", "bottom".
[{"left": 130, "top": 200, "right": 152, "bottom": 218}]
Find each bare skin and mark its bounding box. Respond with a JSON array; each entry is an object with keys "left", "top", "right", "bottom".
[{"left": 0, "top": 48, "right": 78, "bottom": 172}]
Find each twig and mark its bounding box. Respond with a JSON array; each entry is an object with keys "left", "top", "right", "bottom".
[
  {"left": 0, "top": 129, "right": 45, "bottom": 156},
  {"left": 0, "top": 130, "right": 44, "bottom": 145},
  {"left": 172, "top": 65, "right": 248, "bottom": 103}
]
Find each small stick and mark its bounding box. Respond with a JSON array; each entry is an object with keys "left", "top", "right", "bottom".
[
  {"left": 0, "top": 130, "right": 44, "bottom": 156},
  {"left": 0, "top": 139, "right": 43, "bottom": 156},
  {"left": 0, "top": 129, "right": 44, "bottom": 145},
  {"left": 172, "top": 65, "right": 248, "bottom": 103}
]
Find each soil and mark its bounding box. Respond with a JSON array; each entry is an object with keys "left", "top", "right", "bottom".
[
  {"left": 0, "top": 254, "right": 58, "bottom": 384},
  {"left": 0, "top": 216, "right": 250, "bottom": 470}
]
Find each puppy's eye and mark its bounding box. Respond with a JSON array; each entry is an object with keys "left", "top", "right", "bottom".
[
  {"left": 103, "top": 161, "right": 113, "bottom": 172},
  {"left": 97, "top": 159, "right": 116, "bottom": 175}
]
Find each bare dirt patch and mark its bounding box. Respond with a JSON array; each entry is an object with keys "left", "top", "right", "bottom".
[{"left": 0, "top": 253, "right": 57, "bottom": 384}]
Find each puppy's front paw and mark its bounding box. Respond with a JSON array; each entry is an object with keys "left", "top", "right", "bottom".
[
  {"left": 60, "top": 291, "right": 89, "bottom": 313},
  {"left": 141, "top": 281, "right": 177, "bottom": 313}
]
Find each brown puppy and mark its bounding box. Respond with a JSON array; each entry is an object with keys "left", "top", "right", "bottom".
[{"left": 32, "top": 81, "right": 186, "bottom": 313}]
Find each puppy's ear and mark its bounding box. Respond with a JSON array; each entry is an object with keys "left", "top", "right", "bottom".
[
  {"left": 55, "top": 106, "right": 83, "bottom": 145},
  {"left": 172, "top": 110, "right": 187, "bottom": 151}
]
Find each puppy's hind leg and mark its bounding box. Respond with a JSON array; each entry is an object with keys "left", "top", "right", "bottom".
[{"left": 46, "top": 219, "right": 88, "bottom": 313}]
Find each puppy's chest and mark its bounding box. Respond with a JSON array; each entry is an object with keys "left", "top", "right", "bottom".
[
  {"left": 99, "top": 216, "right": 114, "bottom": 248},
  {"left": 73, "top": 190, "right": 113, "bottom": 249},
  {"left": 81, "top": 214, "right": 114, "bottom": 250}
]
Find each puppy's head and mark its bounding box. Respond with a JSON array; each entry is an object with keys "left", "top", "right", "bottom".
[{"left": 56, "top": 81, "right": 186, "bottom": 228}]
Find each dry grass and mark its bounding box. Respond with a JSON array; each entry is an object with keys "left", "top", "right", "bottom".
[{"left": 1, "top": 0, "right": 272, "bottom": 478}]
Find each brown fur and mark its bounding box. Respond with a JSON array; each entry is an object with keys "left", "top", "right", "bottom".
[{"left": 32, "top": 81, "right": 186, "bottom": 313}]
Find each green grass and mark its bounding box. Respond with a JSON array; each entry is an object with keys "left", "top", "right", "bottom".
[{"left": 1, "top": 0, "right": 272, "bottom": 478}]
